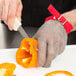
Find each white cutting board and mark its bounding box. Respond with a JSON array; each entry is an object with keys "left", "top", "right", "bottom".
[{"left": 0, "top": 45, "right": 76, "bottom": 76}]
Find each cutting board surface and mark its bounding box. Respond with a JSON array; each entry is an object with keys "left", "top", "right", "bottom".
[{"left": 0, "top": 45, "right": 76, "bottom": 76}]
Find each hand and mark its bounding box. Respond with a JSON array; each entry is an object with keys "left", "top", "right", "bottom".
[
  {"left": 33, "top": 20, "right": 67, "bottom": 67},
  {"left": 0, "top": 0, "right": 23, "bottom": 30}
]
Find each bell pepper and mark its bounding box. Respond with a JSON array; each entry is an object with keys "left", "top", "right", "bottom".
[
  {"left": 45, "top": 71, "right": 74, "bottom": 76},
  {"left": 16, "top": 38, "right": 38, "bottom": 68},
  {"left": 0, "top": 63, "right": 16, "bottom": 76}
]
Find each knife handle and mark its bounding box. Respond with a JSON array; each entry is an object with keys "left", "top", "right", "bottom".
[{"left": 13, "top": 17, "right": 22, "bottom": 31}]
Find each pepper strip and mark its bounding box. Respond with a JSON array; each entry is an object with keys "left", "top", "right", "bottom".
[
  {"left": 0, "top": 63, "right": 16, "bottom": 76},
  {"left": 45, "top": 70, "right": 74, "bottom": 76}
]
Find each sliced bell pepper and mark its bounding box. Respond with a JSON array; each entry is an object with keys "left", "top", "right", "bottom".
[
  {"left": 16, "top": 38, "right": 38, "bottom": 68},
  {"left": 0, "top": 63, "right": 16, "bottom": 76},
  {"left": 45, "top": 70, "right": 74, "bottom": 76}
]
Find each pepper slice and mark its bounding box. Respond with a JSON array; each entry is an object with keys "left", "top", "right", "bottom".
[
  {"left": 16, "top": 38, "right": 38, "bottom": 68},
  {"left": 0, "top": 63, "right": 16, "bottom": 76},
  {"left": 45, "top": 71, "right": 74, "bottom": 76}
]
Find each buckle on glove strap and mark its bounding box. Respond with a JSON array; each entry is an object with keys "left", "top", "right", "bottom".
[{"left": 45, "top": 4, "right": 73, "bottom": 34}]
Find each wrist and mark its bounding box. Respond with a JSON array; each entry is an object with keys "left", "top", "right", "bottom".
[
  {"left": 62, "top": 9, "right": 76, "bottom": 31},
  {"left": 45, "top": 4, "right": 73, "bottom": 34}
]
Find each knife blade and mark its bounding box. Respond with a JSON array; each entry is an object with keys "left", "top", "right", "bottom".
[
  {"left": 13, "top": 18, "right": 29, "bottom": 38},
  {"left": 18, "top": 26, "right": 29, "bottom": 38}
]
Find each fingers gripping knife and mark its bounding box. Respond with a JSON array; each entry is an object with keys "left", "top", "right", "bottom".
[{"left": 13, "top": 18, "right": 29, "bottom": 38}]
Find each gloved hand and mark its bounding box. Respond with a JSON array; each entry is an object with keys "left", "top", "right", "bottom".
[
  {"left": 0, "top": 0, "right": 23, "bottom": 30},
  {"left": 33, "top": 20, "right": 67, "bottom": 67}
]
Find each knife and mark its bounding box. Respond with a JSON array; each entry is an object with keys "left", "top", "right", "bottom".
[
  {"left": 13, "top": 18, "right": 29, "bottom": 38},
  {"left": 13, "top": 18, "right": 38, "bottom": 50}
]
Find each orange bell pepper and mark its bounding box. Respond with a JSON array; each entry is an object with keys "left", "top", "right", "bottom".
[
  {"left": 45, "top": 70, "right": 74, "bottom": 76},
  {"left": 0, "top": 63, "right": 16, "bottom": 76},
  {"left": 16, "top": 38, "right": 38, "bottom": 68}
]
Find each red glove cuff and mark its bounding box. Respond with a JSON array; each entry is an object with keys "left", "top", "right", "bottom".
[{"left": 45, "top": 4, "right": 73, "bottom": 34}]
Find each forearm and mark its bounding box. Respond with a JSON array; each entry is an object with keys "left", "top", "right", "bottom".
[{"left": 62, "top": 9, "right": 76, "bottom": 31}]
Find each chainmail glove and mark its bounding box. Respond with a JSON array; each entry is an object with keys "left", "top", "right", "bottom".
[{"left": 33, "top": 20, "right": 67, "bottom": 67}]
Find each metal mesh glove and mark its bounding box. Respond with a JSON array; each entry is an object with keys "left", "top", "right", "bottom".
[{"left": 33, "top": 20, "right": 67, "bottom": 67}]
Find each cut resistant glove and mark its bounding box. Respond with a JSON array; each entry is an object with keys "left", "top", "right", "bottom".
[{"left": 33, "top": 20, "right": 67, "bottom": 67}]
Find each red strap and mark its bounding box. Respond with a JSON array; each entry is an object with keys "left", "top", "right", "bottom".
[{"left": 45, "top": 4, "right": 73, "bottom": 34}]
